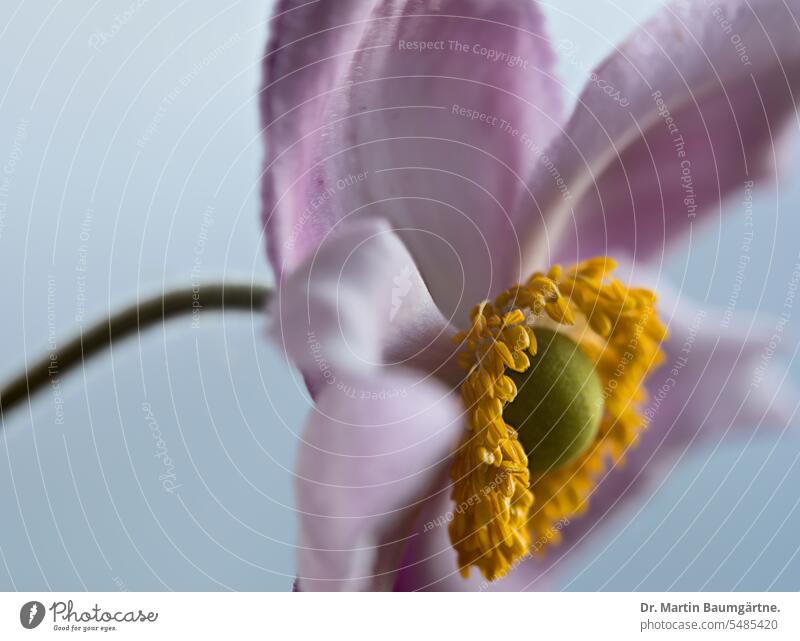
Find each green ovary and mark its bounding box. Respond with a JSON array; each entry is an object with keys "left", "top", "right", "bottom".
[{"left": 504, "top": 328, "right": 604, "bottom": 475}]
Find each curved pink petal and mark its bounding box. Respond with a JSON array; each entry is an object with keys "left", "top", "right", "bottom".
[
  {"left": 295, "top": 368, "right": 464, "bottom": 591},
  {"left": 625, "top": 261, "right": 797, "bottom": 443},
  {"left": 519, "top": 0, "right": 800, "bottom": 272},
  {"left": 395, "top": 269, "right": 798, "bottom": 590},
  {"left": 270, "top": 218, "right": 459, "bottom": 395},
  {"left": 260, "top": 0, "right": 564, "bottom": 320},
  {"left": 261, "top": 0, "right": 379, "bottom": 278}
]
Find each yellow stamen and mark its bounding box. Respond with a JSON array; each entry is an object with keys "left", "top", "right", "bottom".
[{"left": 449, "top": 257, "right": 667, "bottom": 582}]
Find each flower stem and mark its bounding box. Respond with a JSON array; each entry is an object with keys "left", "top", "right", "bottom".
[{"left": 0, "top": 282, "right": 271, "bottom": 417}]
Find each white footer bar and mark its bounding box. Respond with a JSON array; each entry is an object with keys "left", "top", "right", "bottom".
[{"left": 1, "top": 592, "right": 797, "bottom": 639}]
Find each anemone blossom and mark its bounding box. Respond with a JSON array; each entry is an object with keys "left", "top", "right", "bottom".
[{"left": 260, "top": 0, "right": 800, "bottom": 590}]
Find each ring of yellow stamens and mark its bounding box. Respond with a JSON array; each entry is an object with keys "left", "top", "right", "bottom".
[{"left": 449, "top": 258, "right": 667, "bottom": 582}]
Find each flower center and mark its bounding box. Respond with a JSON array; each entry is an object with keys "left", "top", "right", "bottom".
[
  {"left": 448, "top": 258, "right": 667, "bottom": 583},
  {"left": 503, "top": 328, "right": 604, "bottom": 474}
]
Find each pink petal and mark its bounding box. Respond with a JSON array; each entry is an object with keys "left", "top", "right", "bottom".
[
  {"left": 392, "top": 489, "right": 480, "bottom": 591},
  {"left": 295, "top": 368, "right": 465, "bottom": 591},
  {"left": 261, "top": 1, "right": 379, "bottom": 278},
  {"left": 627, "top": 262, "right": 797, "bottom": 443},
  {"left": 519, "top": 0, "right": 800, "bottom": 271},
  {"left": 270, "top": 218, "right": 459, "bottom": 395},
  {"left": 260, "top": 0, "right": 564, "bottom": 319}
]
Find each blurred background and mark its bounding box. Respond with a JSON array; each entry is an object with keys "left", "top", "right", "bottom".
[{"left": 0, "top": 0, "right": 797, "bottom": 591}]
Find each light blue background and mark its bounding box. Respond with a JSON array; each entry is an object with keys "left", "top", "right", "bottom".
[{"left": 0, "top": 0, "right": 797, "bottom": 591}]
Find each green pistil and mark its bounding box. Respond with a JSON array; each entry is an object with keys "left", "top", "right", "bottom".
[{"left": 504, "top": 328, "right": 604, "bottom": 475}]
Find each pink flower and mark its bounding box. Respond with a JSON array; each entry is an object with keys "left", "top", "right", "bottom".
[{"left": 260, "top": 0, "right": 800, "bottom": 590}]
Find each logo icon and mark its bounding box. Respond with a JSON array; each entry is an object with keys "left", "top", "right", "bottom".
[{"left": 20, "top": 601, "right": 45, "bottom": 629}]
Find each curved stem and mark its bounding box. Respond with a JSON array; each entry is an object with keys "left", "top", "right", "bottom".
[{"left": 0, "top": 282, "right": 272, "bottom": 417}]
